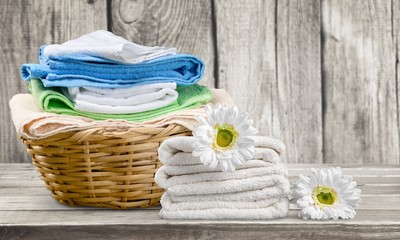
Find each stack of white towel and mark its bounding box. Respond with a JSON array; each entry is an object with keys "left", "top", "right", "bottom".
[{"left": 155, "top": 136, "right": 290, "bottom": 220}]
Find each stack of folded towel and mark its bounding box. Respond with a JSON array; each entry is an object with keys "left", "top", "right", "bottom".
[
  {"left": 20, "top": 30, "right": 213, "bottom": 121},
  {"left": 155, "top": 136, "right": 291, "bottom": 220}
]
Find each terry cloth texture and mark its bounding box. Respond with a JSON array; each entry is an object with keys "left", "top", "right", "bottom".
[
  {"left": 62, "top": 82, "right": 178, "bottom": 114},
  {"left": 27, "top": 78, "right": 213, "bottom": 122},
  {"left": 22, "top": 52, "right": 204, "bottom": 88},
  {"left": 155, "top": 136, "right": 290, "bottom": 220}
]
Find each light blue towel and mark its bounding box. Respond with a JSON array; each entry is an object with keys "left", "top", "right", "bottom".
[{"left": 21, "top": 46, "right": 205, "bottom": 88}]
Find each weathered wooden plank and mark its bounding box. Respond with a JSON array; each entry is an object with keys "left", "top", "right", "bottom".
[
  {"left": 214, "top": 0, "right": 277, "bottom": 152},
  {"left": 321, "top": 0, "right": 399, "bottom": 164},
  {"left": 0, "top": 209, "right": 399, "bottom": 225},
  {"left": 0, "top": 164, "right": 399, "bottom": 239},
  {"left": 1, "top": 223, "right": 400, "bottom": 240},
  {"left": 215, "top": 0, "right": 322, "bottom": 164},
  {"left": 0, "top": 210, "right": 399, "bottom": 240},
  {"left": 275, "top": 0, "right": 323, "bottom": 163},
  {"left": 0, "top": 0, "right": 107, "bottom": 163},
  {"left": 394, "top": 0, "right": 400, "bottom": 165},
  {"left": 110, "top": 0, "right": 215, "bottom": 88}
]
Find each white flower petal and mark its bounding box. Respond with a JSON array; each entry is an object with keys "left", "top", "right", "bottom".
[
  {"left": 292, "top": 167, "right": 361, "bottom": 221},
  {"left": 192, "top": 104, "right": 258, "bottom": 172}
]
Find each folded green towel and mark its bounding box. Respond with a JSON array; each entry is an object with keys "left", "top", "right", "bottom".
[{"left": 28, "top": 79, "right": 213, "bottom": 122}]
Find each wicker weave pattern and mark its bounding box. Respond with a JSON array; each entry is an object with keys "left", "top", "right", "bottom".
[{"left": 22, "top": 124, "right": 191, "bottom": 209}]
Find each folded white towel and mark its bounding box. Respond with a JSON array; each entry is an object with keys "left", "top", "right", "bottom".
[
  {"left": 160, "top": 198, "right": 289, "bottom": 220},
  {"left": 168, "top": 185, "right": 289, "bottom": 203},
  {"left": 158, "top": 136, "right": 286, "bottom": 166},
  {"left": 166, "top": 174, "right": 290, "bottom": 197},
  {"left": 159, "top": 148, "right": 282, "bottom": 168},
  {"left": 61, "top": 82, "right": 178, "bottom": 114},
  {"left": 161, "top": 192, "right": 284, "bottom": 210},
  {"left": 42, "top": 30, "right": 177, "bottom": 64},
  {"left": 66, "top": 82, "right": 177, "bottom": 106},
  {"left": 155, "top": 162, "right": 287, "bottom": 189},
  {"left": 158, "top": 159, "right": 284, "bottom": 178}
]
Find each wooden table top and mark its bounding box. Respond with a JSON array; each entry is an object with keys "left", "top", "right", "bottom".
[{"left": 0, "top": 164, "right": 399, "bottom": 240}]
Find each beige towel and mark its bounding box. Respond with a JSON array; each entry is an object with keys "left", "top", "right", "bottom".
[{"left": 9, "top": 89, "right": 234, "bottom": 139}]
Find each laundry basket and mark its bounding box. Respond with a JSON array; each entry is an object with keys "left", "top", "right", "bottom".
[{"left": 21, "top": 124, "right": 191, "bottom": 209}]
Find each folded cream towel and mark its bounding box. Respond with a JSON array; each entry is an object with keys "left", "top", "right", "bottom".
[
  {"left": 63, "top": 82, "right": 179, "bottom": 114},
  {"left": 158, "top": 136, "right": 286, "bottom": 167},
  {"left": 156, "top": 157, "right": 286, "bottom": 184},
  {"left": 42, "top": 30, "right": 177, "bottom": 64},
  {"left": 66, "top": 82, "right": 177, "bottom": 105},
  {"left": 168, "top": 185, "right": 289, "bottom": 203},
  {"left": 159, "top": 148, "right": 282, "bottom": 168},
  {"left": 156, "top": 163, "right": 287, "bottom": 189},
  {"left": 9, "top": 89, "right": 234, "bottom": 139},
  {"left": 159, "top": 198, "right": 289, "bottom": 220},
  {"left": 166, "top": 174, "right": 290, "bottom": 197},
  {"left": 161, "top": 192, "right": 284, "bottom": 210}
]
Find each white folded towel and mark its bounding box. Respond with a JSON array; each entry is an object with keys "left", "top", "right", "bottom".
[
  {"left": 42, "top": 30, "right": 177, "bottom": 64},
  {"left": 156, "top": 165, "right": 286, "bottom": 189},
  {"left": 66, "top": 82, "right": 177, "bottom": 105},
  {"left": 160, "top": 198, "right": 289, "bottom": 220},
  {"left": 166, "top": 174, "right": 289, "bottom": 197},
  {"left": 158, "top": 136, "right": 286, "bottom": 166},
  {"left": 158, "top": 158, "right": 283, "bottom": 177},
  {"left": 61, "top": 82, "right": 178, "bottom": 114},
  {"left": 161, "top": 192, "right": 284, "bottom": 210},
  {"left": 155, "top": 134, "right": 290, "bottom": 220},
  {"left": 156, "top": 161, "right": 287, "bottom": 189},
  {"left": 168, "top": 185, "right": 289, "bottom": 203}
]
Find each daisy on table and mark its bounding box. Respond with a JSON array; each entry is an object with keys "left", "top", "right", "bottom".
[{"left": 292, "top": 167, "right": 361, "bottom": 220}]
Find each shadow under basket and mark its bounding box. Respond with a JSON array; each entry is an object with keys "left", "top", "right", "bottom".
[{"left": 21, "top": 124, "right": 191, "bottom": 209}]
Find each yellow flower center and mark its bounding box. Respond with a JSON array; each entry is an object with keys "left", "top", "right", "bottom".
[
  {"left": 212, "top": 124, "right": 238, "bottom": 150},
  {"left": 312, "top": 186, "right": 337, "bottom": 208}
]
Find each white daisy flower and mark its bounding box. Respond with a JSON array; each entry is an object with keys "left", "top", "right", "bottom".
[
  {"left": 192, "top": 104, "right": 258, "bottom": 172},
  {"left": 292, "top": 167, "right": 361, "bottom": 220}
]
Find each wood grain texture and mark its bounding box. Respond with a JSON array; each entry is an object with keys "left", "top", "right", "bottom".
[
  {"left": 276, "top": 0, "right": 323, "bottom": 163},
  {"left": 0, "top": 164, "right": 399, "bottom": 240},
  {"left": 0, "top": 0, "right": 107, "bottom": 163},
  {"left": 1, "top": 215, "right": 400, "bottom": 240},
  {"left": 321, "top": 0, "right": 399, "bottom": 164},
  {"left": 394, "top": 0, "right": 400, "bottom": 164},
  {"left": 214, "top": 0, "right": 279, "bottom": 153},
  {"left": 111, "top": 0, "right": 215, "bottom": 87}
]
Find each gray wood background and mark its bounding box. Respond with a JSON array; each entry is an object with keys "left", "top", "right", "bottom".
[{"left": 1, "top": 0, "right": 399, "bottom": 165}]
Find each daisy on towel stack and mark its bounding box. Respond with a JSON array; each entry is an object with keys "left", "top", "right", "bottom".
[
  {"left": 20, "top": 30, "right": 212, "bottom": 121},
  {"left": 155, "top": 136, "right": 290, "bottom": 220}
]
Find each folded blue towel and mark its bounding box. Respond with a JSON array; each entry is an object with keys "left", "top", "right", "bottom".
[{"left": 21, "top": 46, "right": 204, "bottom": 88}]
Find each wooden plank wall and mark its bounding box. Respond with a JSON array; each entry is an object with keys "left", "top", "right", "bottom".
[{"left": 1, "top": 0, "right": 399, "bottom": 164}]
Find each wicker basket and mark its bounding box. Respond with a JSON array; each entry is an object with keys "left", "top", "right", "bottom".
[{"left": 21, "top": 124, "right": 191, "bottom": 209}]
